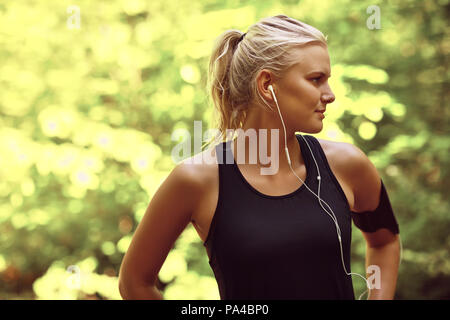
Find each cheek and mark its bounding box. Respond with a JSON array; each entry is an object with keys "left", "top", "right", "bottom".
[
  {"left": 279, "top": 77, "right": 321, "bottom": 109},
  {"left": 293, "top": 80, "right": 321, "bottom": 106}
]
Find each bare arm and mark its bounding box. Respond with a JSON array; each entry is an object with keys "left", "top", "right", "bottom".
[
  {"left": 342, "top": 143, "right": 401, "bottom": 300},
  {"left": 118, "top": 162, "right": 203, "bottom": 299},
  {"left": 363, "top": 230, "right": 400, "bottom": 299}
]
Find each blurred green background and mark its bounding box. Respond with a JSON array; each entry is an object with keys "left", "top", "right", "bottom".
[{"left": 0, "top": 0, "right": 448, "bottom": 300}]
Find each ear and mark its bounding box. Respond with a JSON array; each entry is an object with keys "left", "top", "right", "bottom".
[{"left": 256, "top": 69, "right": 276, "bottom": 102}]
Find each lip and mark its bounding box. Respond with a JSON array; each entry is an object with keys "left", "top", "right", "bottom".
[{"left": 315, "top": 110, "right": 326, "bottom": 113}]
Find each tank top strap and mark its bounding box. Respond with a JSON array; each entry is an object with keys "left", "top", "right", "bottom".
[
  {"left": 203, "top": 140, "right": 234, "bottom": 249},
  {"left": 300, "top": 134, "right": 351, "bottom": 213},
  {"left": 215, "top": 139, "right": 234, "bottom": 166},
  {"left": 295, "top": 133, "right": 318, "bottom": 191}
]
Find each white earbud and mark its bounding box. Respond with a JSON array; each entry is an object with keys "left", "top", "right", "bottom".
[{"left": 268, "top": 83, "right": 371, "bottom": 299}]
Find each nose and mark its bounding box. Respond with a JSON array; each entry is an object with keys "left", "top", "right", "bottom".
[
  {"left": 321, "top": 85, "right": 335, "bottom": 104},
  {"left": 322, "top": 94, "right": 335, "bottom": 104}
]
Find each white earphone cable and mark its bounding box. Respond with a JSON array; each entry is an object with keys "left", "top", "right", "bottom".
[{"left": 269, "top": 85, "right": 371, "bottom": 299}]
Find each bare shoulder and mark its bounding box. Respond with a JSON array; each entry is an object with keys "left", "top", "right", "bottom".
[
  {"left": 317, "top": 137, "right": 382, "bottom": 213},
  {"left": 174, "top": 145, "right": 219, "bottom": 208},
  {"left": 178, "top": 145, "right": 219, "bottom": 186},
  {"left": 158, "top": 147, "right": 218, "bottom": 220},
  {"left": 316, "top": 138, "right": 367, "bottom": 170}
]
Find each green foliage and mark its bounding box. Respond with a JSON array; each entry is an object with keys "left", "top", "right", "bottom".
[{"left": 0, "top": 0, "right": 448, "bottom": 299}]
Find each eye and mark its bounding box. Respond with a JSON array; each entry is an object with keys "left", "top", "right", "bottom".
[{"left": 311, "top": 76, "right": 322, "bottom": 83}]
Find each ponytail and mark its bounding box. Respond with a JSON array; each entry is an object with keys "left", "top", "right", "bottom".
[{"left": 205, "top": 29, "right": 247, "bottom": 148}]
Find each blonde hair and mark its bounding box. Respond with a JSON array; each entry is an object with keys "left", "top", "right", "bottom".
[{"left": 204, "top": 14, "right": 328, "bottom": 149}]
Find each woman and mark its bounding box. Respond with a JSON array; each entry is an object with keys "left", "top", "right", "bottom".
[{"left": 118, "top": 15, "right": 401, "bottom": 300}]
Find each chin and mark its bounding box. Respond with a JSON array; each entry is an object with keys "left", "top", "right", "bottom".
[
  {"left": 296, "top": 124, "right": 323, "bottom": 135},
  {"left": 312, "top": 125, "right": 323, "bottom": 134}
]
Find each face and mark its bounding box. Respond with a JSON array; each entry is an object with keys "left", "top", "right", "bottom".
[{"left": 271, "top": 43, "right": 335, "bottom": 133}]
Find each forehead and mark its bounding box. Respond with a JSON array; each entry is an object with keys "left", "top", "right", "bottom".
[{"left": 288, "top": 43, "right": 331, "bottom": 74}]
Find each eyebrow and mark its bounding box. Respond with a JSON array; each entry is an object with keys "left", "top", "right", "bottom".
[{"left": 307, "top": 71, "right": 331, "bottom": 78}]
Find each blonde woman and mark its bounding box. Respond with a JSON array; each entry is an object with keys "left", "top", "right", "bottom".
[{"left": 119, "top": 15, "right": 401, "bottom": 300}]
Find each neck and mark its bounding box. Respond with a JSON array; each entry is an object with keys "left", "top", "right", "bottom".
[{"left": 231, "top": 110, "right": 304, "bottom": 176}]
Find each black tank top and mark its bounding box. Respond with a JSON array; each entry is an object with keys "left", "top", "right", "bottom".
[{"left": 203, "top": 133, "right": 355, "bottom": 300}]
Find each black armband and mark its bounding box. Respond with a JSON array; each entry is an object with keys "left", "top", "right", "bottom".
[{"left": 351, "top": 179, "right": 400, "bottom": 234}]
